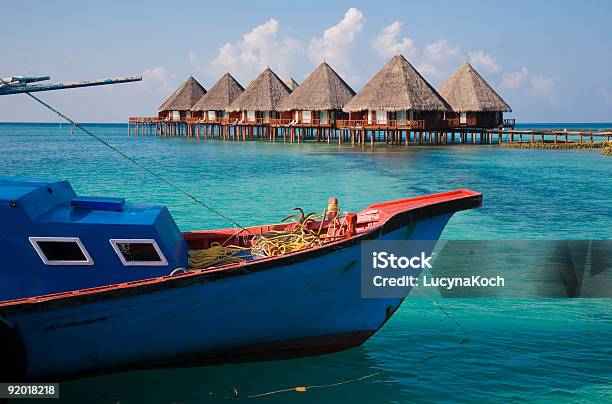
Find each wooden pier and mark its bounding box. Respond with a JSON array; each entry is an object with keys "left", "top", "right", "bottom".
[{"left": 127, "top": 117, "right": 611, "bottom": 147}]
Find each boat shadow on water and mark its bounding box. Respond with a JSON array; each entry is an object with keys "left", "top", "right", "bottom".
[{"left": 57, "top": 347, "right": 405, "bottom": 403}]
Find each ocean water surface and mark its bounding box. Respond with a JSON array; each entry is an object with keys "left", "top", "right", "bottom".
[{"left": 1, "top": 123, "right": 610, "bottom": 403}]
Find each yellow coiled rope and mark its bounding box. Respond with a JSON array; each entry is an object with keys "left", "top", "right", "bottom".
[
  {"left": 187, "top": 244, "right": 251, "bottom": 269},
  {"left": 187, "top": 201, "right": 346, "bottom": 270}
]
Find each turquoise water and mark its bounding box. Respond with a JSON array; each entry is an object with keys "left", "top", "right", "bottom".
[{"left": 1, "top": 123, "right": 611, "bottom": 403}]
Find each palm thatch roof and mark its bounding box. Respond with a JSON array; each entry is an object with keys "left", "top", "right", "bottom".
[
  {"left": 285, "top": 76, "right": 299, "bottom": 91},
  {"left": 343, "top": 54, "right": 450, "bottom": 112},
  {"left": 227, "top": 68, "right": 291, "bottom": 112},
  {"left": 159, "top": 76, "right": 207, "bottom": 112},
  {"left": 191, "top": 73, "right": 244, "bottom": 111},
  {"left": 278, "top": 62, "right": 355, "bottom": 111},
  {"left": 438, "top": 62, "right": 511, "bottom": 112}
]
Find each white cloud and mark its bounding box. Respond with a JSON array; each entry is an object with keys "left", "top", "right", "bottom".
[
  {"left": 372, "top": 21, "right": 415, "bottom": 59},
  {"left": 308, "top": 8, "right": 365, "bottom": 80},
  {"left": 501, "top": 67, "right": 529, "bottom": 89},
  {"left": 188, "top": 51, "right": 197, "bottom": 64},
  {"left": 408, "top": 38, "right": 462, "bottom": 80},
  {"left": 424, "top": 39, "right": 460, "bottom": 62},
  {"left": 417, "top": 62, "right": 438, "bottom": 76},
  {"left": 468, "top": 50, "right": 502, "bottom": 73},
  {"left": 210, "top": 18, "right": 302, "bottom": 82},
  {"left": 142, "top": 66, "right": 175, "bottom": 92},
  {"left": 530, "top": 74, "right": 559, "bottom": 96}
]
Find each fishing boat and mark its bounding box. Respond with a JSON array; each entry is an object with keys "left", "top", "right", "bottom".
[{"left": 0, "top": 176, "right": 481, "bottom": 380}]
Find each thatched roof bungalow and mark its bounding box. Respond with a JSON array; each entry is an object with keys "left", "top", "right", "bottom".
[
  {"left": 190, "top": 73, "right": 244, "bottom": 122},
  {"left": 158, "top": 76, "right": 206, "bottom": 120},
  {"left": 286, "top": 76, "right": 299, "bottom": 91},
  {"left": 278, "top": 62, "right": 355, "bottom": 127},
  {"left": 226, "top": 68, "right": 291, "bottom": 124},
  {"left": 438, "top": 62, "right": 511, "bottom": 128},
  {"left": 342, "top": 54, "right": 450, "bottom": 129}
]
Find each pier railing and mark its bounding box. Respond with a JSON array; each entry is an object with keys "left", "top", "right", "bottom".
[
  {"left": 129, "top": 117, "right": 162, "bottom": 123},
  {"left": 241, "top": 118, "right": 266, "bottom": 125},
  {"left": 395, "top": 119, "right": 426, "bottom": 129},
  {"left": 336, "top": 119, "right": 363, "bottom": 128},
  {"left": 336, "top": 119, "right": 425, "bottom": 129},
  {"left": 442, "top": 117, "right": 478, "bottom": 127},
  {"left": 270, "top": 118, "right": 291, "bottom": 126},
  {"left": 270, "top": 118, "right": 333, "bottom": 127},
  {"left": 198, "top": 117, "right": 225, "bottom": 124}
]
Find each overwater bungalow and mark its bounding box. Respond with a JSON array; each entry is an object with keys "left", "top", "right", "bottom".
[
  {"left": 158, "top": 76, "right": 206, "bottom": 121},
  {"left": 226, "top": 68, "right": 292, "bottom": 125},
  {"left": 341, "top": 54, "right": 450, "bottom": 130},
  {"left": 190, "top": 73, "right": 244, "bottom": 123},
  {"left": 438, "top": 62, "right": 512, "bottom": 128},
  {"left": 285, "top": 76, "right": 299, "bottom": 91},
  {"left": 277, "top": 62, "right": 355, "bottom": 129}
]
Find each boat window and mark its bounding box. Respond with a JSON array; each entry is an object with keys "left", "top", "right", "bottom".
[
  {"left": 29, "top": 237, "right": 94, "bottom": 265},
  {"left": 110, "top": 239, "right": 168, "bottom": 266}
]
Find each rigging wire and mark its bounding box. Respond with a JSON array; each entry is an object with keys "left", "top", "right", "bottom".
[{"left": 13, "top": 85, "right": 251, "bottom": 233}]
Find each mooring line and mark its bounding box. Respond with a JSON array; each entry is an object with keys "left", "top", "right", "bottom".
[
  {"left": 410, "top": 275, "right": 469, "bottom": 345},
  {"left": 19, "top": 88, "right": 251, "bottom": 233},
  {"left": 432, "top": 301, "right": 469, "bottom": 344},
  {"left": 245, "top": 372, "right": 381, "bottom": 398}
]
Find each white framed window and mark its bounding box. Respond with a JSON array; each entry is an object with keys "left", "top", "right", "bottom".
[
  {"left": 29, "top": 236, "right": 94, "bottom": 266},
  {"left": 246, "top": 111, "right": 256, "bottom": 122},
  {"left": 110, "top": 239, "right": 168, "bottom": 266},
  {"left": 171, "top": 111, "right": 180, "bottom": 121},
  {"left": 460, "top": 112, "right": 467, "bottom": 124},
  {"left": 376, "top": 110, "right": 387, "bottom": 124},
  {"left": 207, "top": 111, "right": 216, "bottom": 121},
  {"left": 367, "top": 110, "right": 373, "bottom": 124},
  {"left": 302, "top": 110, "right": 312, "bottom": 124}
]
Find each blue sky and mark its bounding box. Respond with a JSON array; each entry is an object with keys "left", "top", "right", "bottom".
[{"left": 2, "top": 0, "right": 611, "bottom": 122}]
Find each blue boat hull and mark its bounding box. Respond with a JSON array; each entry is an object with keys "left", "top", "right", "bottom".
[{"left": 0, "top": 191, "right": 482, "bottom": 380}]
